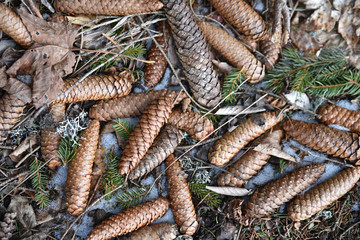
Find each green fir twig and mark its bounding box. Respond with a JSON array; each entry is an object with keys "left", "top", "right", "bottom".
[
  {"left": 30, "top": 157, "right": 49, "bottom": 208},
  {"left": 57, "top": 137, "right": 78, "bottom": 165},
  {"left": 189, "top": 182, "right": 222, "bottom": 208},
  {"left": 222, "top": 70, "right": 245, "bottom": 104},
  {"left": 115, "top": 186, "right": 148, "bottom": 208},
  {"left": 113, "top": 119, "right": 134, "bottom": 140},
  {"left": 103, "top": 152, "right": 124, "bottom": 200}
]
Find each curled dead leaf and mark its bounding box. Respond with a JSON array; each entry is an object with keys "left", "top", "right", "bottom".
[
  {"left": 253, "top": 143, "right": 296, "bottom": 162},
  {"left": 215, "top": 106, "right": 265, "bottom": 115},
  {"left": 206, "top": 186, "right": 252, "bottom": 196}
]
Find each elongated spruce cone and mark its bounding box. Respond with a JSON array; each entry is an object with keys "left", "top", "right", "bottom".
[
  {"left": 54, "top": 0, "right": 163, "bottom": 16},
  {"left": 260, "top": 25, "right": 282, "bottom": 70},
  {"left": 145, "top": 22, "right": 170, "bottom": 88},
  {"left": 317, "top": 105, "right": 360, "bottom": 134},
  {"left": 89, "top": 90, "right": 186, "bottom": 121},
  {"left": 41, "top": 103, "right": 66, "bottom": 170},
  {"left": 162, "top": 0, "right": 221, "bottom": 108},
  {"left": 208, "top": 0, "right": 268, "bottom": 41},
  {"left": 123, "top": 223, "right": 178, "bottom": 240},
  {"left": 197, "top": 21, "right": 265, "bottom": 83},
  {"left": 0, "top": 94, "right": 26, "bottom": 142},
  {"left": 53, "top": 71, "right": 134, "bottom": 104},
  {"left": 0, "top": 3, "right": 33, "bottom": 48},
  {"left": 282, "top": 120, "right": 360, "bottom": 162},
  {"left": 168, "top": 109, "right": 213, "bottom": 141},
  {"left": 119, "top": 96, "right": 176, "bottom": 175},
  {"left": 86, "top": 198, "right": 170, "bottom": 240},
  {"left": 66, "top": 120, "right": 100, "bottom": 216},
  {"left": 209, "top": 111, "right": 282, "bottom": 166},
  {"left": 129, "top": 125, "right": 183, "bottom": 180},
  {"left": 165, "top": 154, "right": 198, "bottom": 235},
  {"left": 217, "top": 130, "right": 283, "bottom": 187},
  {"left": 287, "top": 166, "right": 360, "bottom": 221},
  {"left": 243, "top": 163, "right": 326, "bottom": 218}
]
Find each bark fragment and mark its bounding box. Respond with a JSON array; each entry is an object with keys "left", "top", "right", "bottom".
[
  {"left": 243, "top": 163, "right": 326, "bottom": 218},
  {"left": 287, "top": 166, "right": 360, "bottom": 221},
  {"left": 197, "top": 21, "right": 265, "bottom": 83},
  {"left": 0, "top": 3, "right": 33, "bottom": 48},
  {"left": 66, "top": 120, "right": 100, "bottom": 216},
  {"left": 317, "top": 105, "right": 360, "bottom": 134},
  {"left": 89, "top": 90, "right": 186, "bottom": 121},
  {"left": 282, "top": 119, "right": 360, "bottom": 162},
  {"left": 209, "top": 111, "right": 282, "bottom": 166},
  {"left": 208, "top": 0, "right": 268, "bottom": 41},
  {"left": 54, "top": 0, "right": 163, "bottom": 16},
  {"left": 86, "top": 197, "right": 170, "bottom": 240},
  {"left": 162, "top": 0, "right": 221, "bottom": 108},
  {"left": 129, "top": 125, "right": 183, "bottom": 180},
  {"left": 165, "top": 154, "right": 198, "bottom": 235}
]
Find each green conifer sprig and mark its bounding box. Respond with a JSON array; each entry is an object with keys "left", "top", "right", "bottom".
[
  {"left": 57, "top": 137, "right": 78, "bottom": 165},
  {"left": 122, "top": 44, "right": 146, "bottom": 58},
  {"left": 115, "top": 186, "right": 148, "bottom": 208},
  {"left": 189, "top": 183, "right": 222, "bottom": 209},
  {"left": 30, "top": 157, "right": 49, "bottom": 208},
  {"left": 103, "top": 152, "right": 124, "bottom": 200},
  {"left": 266, "top": 47, "right": 360, "bottom": 98},
  {"left": 221, "top": 70, "right": 245, "bottom": 104},
  {"left": 113, "top": 119, "right": 134, "bottom": 140}
]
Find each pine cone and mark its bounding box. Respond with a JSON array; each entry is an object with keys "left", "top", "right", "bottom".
[
  {"left": 0, "top": 3, "right": 33, "bottom": 48},
  {"left": 122, "top": 223, "right": 178, "bottom": 240},
  {"left": 167, "top": 109, "right": 213, "bottom": 141},
  {"left": 165, "top": 154, "right": 198, "bottom": 235},
  {"left": 260, "top": 25, "right": 282, "bottom": 70},
  {"left": 217, "top": 130, "right": 283, "bottom": 187},
  {"left": 0, "top": 212, "right": 17, "bottom": 240},
  {"left": 162, "top": 0, "right": 221, "bottom": 108},
  {"left": 119, "top": 96, "right": 176, "bottom": 175},
  {"left": 208, "top": 0, "right": 268, "bottom": 41},
  {"left": 86, "top": 197, "right": 170, "bottom": 240},
  {"left": 54, "top": 0, "right": 163, "bottom": 16},
  {"left": 89, "top": 90, "right": 186, "bottom": 121},
  {"left": 0, "top": 94, "right": 26, "bottom": 142},
  {"left": 144, "top": 22, "right": 170, "bottom": 88},
  {"left": 282, "top": 120, "right": 360, "bottom": 162},
  {"left": 129, "top": 125, "right": 183, "bottom": 180},
  {"left": 266, "top": 95, "right": 286, "bottom": 109},
  {"left": 287, "top": 166, "right": 360, "bottom": 221},
  {"left": 209, "top": 111, "right": 282, "bottom": 166},
  {"left": 317, "top": 105, "right": 360, "bottom": 134},
  {"left": 53, "top": 71, "right": 134, "bottom": 104},
  {"left": 197, "top": 21, "right": 265, "bottom": 83},
  {"left": 66, "top": 120, "right": 100, "bottom": 216},
  {"left": 41, "top": 103, "right": 66, "bottom": 170},
  {"left": 243, "top": 163, "right": 326, "bottom": 218}
]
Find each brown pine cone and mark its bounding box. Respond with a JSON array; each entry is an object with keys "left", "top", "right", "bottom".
[
  {"left": 266, "top": 95, "right": 286, "bottom": 109},
  {"left": 208, "top": 0, "right": 268, "bottom": 41},
  {"left": 0, "top": 3, "right": 33, "bottom": 48},
  {"left": 317, "top": 105, "right": 360, "bottom": 134},
  {"left": 129, "top": 125, "right": 183, "bottom": 180},
  {"left": 0, "top": 212, "right": 17, "bottom": 240},
  {"left": 0, "top": 94, "right": 26, "bottom": 142},
  {"left": 66, "top": 120, "right": 100, "bottom": 216},
  {"left": 89, "top": 90, "right": 186, "bottom": 121},
  {"left": 165, "top": 154, "right": 198, "bottom": 235},
  {"left": 167, "top": 109, "right": 213, "bottom": 141},
  {"left": 162, "top": 0, "right": 221, "bottom": 108},
  {"left": 217, "top": 130, "right": 283, "bottom": 187},
  {"left": 41, "top": 103, "right": 66, "bottom": 170},
  {"left": 119, "top": 96, "right": 176, "bottom": 175},
  {"left": 287, "top": 166, "right": 360, "bottom": 221},
  {"left": 122, "top": 223, "right": 178, "bottom": 240},
  {"left": 53, "top": 71, "right": 134, "bottom": 104},
  {"left": 282, "top": 120, "right": 360, "bottom": 162},
  {"left": 54, "top": 0, "right": 163, "bottom": 16},
  {"left": 260, "top": 25, "right": 282, "bottom": 70},
  {"left": 197, "top": 21, "right": 265, "bottom": 83},
  {"left": 86, "top": 197, "right": 170, "bottom": 240},
  {"left": 144, "top": 22, "right": 170, "bottom": 88},
  {"left": 243, "top": 163, "right": 326, "bottom": 218},
  {"left": 209, "top": 111, "right": 282, "bottom": 166}
]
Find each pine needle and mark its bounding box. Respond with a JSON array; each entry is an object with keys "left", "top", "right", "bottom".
[
  {"left": 113, "top": 119, "right": 134, "bottom": 140},
  {"left": 30, "top": 157, "right": 49, "bottom": 208}
]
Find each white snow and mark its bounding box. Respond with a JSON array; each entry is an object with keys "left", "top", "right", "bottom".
[
  {"left": 101, "top": 133, "right": 121, "bottom": 156},
  {"left": 48, "top": 165, "right": 68, "bottom": 189}
]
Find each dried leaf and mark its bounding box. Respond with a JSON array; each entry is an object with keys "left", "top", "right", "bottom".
[
  {"left": 253, "top": 143, "right": 296, "bottom": 162},
  {"left": 212, "top": 60, "right": 235, "bottom": 74},
  {"left": 284, "top": 90, "right": 310, "bottom": 109},
  {"left": 301, "top": 0, "right": 327, "bottom": 9},
  {"left": 338, "top": 4, "right": 360, "bottom": 47},
  {"left": 306, "top": 1, "right": 340, "bottom": 32},
  {"left": 6, "top": 9, "right": 77, "bottom": 108},
  {"left": 9, "top": 134, "right": 38, "bottom": 162},
  {"left": 8, "top": 196, "right": 37, "bottom": 229},
  {"left": 66, "top": 15, "right": 102, "bottom": 26},
  {"left": 290, "top": 27, "right": 322, "bottom": 54},
  {"left": 205, "top": 186, "right": 252, "bottom": 197},
  {"left": 215, "top": 106, "right": 266, "bottom": 116},
  {"left": 123, "top": 223, "right": 178, "bottom": 240}
]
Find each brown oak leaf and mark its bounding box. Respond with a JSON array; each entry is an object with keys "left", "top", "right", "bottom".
[{"left": 6, "top": 9, "right": 77, "bottom": 108}]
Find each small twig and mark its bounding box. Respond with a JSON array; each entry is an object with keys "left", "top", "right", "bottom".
[
  {"left": 176, "top": 136, "right": 222, "bottom": 149},
  {"left": 340, "top": 221, "right": 360, "bottom": 238},
  {"left": 0, "top": 145, "right": 16, "bottom": 150},
  {"left": 15, "top": 146, "right": 41, "bottom": 168},
  {"left": 306, "top": 151, "right": 354, "bottom": 168}
]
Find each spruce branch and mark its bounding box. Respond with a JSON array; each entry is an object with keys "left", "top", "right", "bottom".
[
  {"left": 30, "top": 157, "right": 49, "bottom": 208},
  {"left": 57, "top": 137, "right": 78, "bottom": 165},
  {"left": 189, "top": 182, "right": 222, "bottom": 208},
  {"left": 103, "top": 152, "right": 124, "bottom": 200},
  {"left": 115, "top": 186, "right": 148, "bottom": 208},
  {"left": 112, "top": 119, "right": 135, "bottom": 140},
  {"left": 221, "top": 70, "right": 245, "bottom": 104},
  {"left": 122, "top": 44, "right": 146, "bottom": 58}
]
